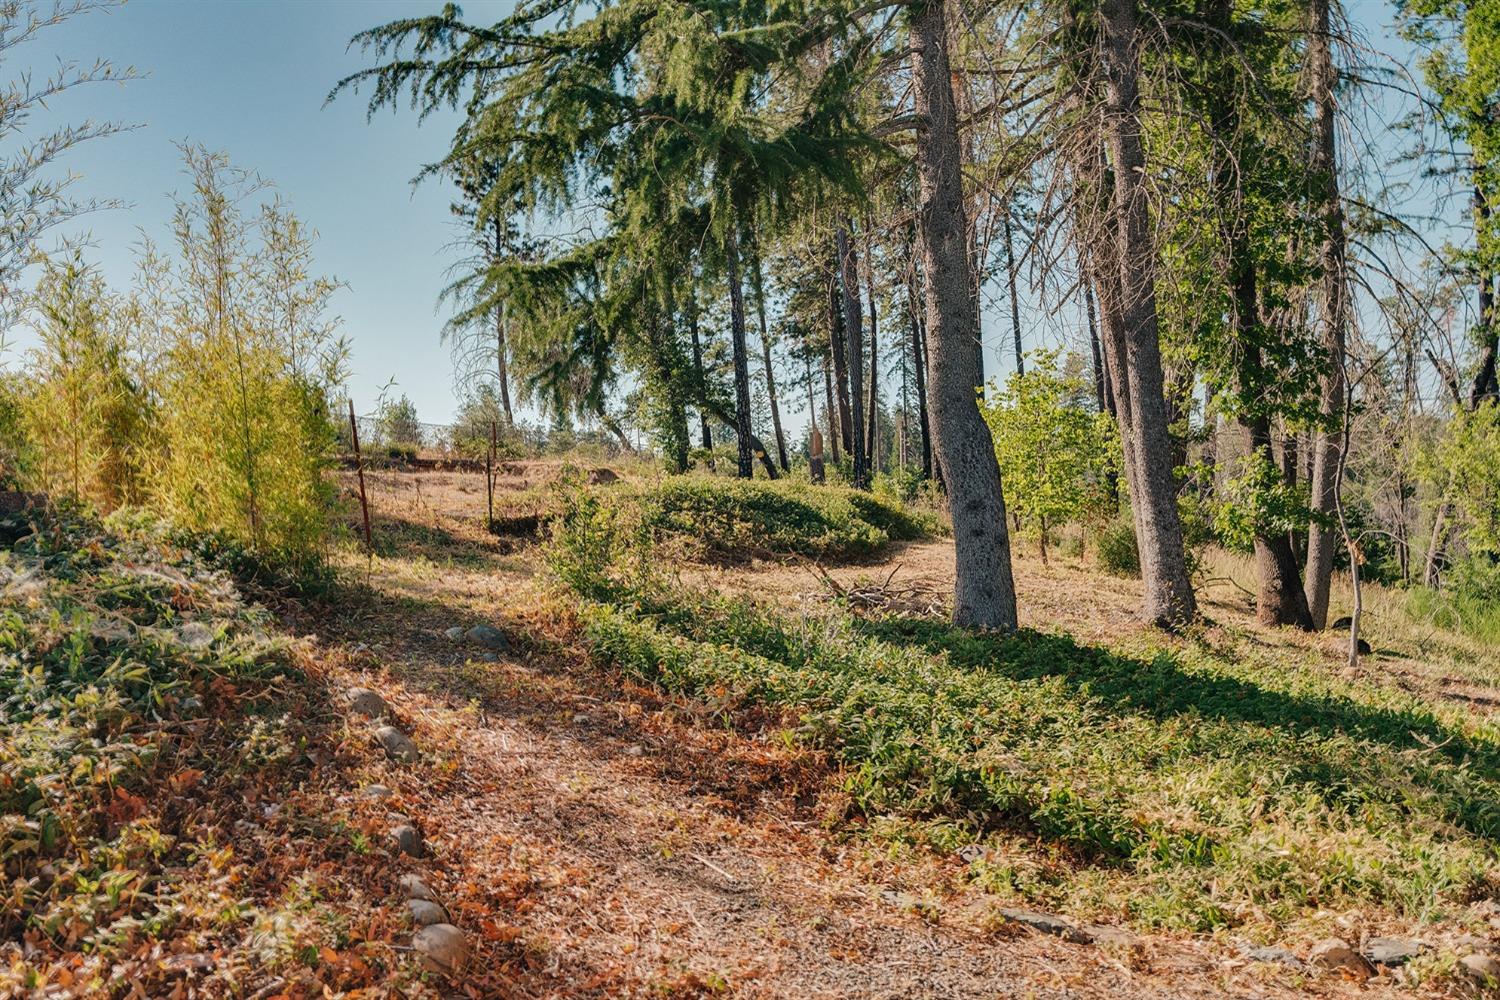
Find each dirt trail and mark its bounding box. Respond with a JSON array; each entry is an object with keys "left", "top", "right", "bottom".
[{"left": 285, "top": 495, "right": 1389, "bottom": 1000}]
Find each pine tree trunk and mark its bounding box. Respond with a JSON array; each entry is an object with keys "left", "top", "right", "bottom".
[
  {"left": 494, "top": 218, "right": 514, "bottom": 425},
  {"left": 837, "top": 221, "right": 870, "bottom": 488},
  {"left": 1005, "top": 211, "right": 1024, "bottom": 375},
  {"left": 865, "top": 235, "right": 880, "bottom": 469},
  {"left": 827, "top": 266, "right": 854, "bottom": 452},
  {"left": 1304, "top": 0, "right": 1350, "bottom": 629},
  {"left": 686, "top": 284, "right": 714, "bottom": 455},
  {"left": 911, "top": 0, "right": 1018, "bottom": 630},
  {"left": 822, "top": 350, "right": 842, "bottom": 465},
  {"left": 750, "top": 242, "right": 790, "bottom": 471},
  {"left": 724, "top": 221, "right": 756, "bottom": 479},
  {"left": 1097, "top": 0, "right": 1197, "bottom": 627},
  {"left": 910, "top": 276, "right": 933, "bottom": 481},
  {"left": 1469, "top": 171, "right": 1498, "bottom": 407}
]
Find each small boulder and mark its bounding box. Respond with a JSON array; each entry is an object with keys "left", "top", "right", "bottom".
[
  {"left": 1309, "top": 937, "right": 1375, "bottom": 980},
  {"left": 413, "top": 923, "right": 470, "bottom": 975},
  {"left": 444, "top": 626, "right": 464, "bottom": 642},
  {"left": 465, "top": 624, "right": 510, "bottom": 651},
  {"left": 360, "top": 784, "right": 392, "bottom": 800},
  {"left": 391, "top": 823, "right": 423, "bottom": 857},
  {"left": 346, "top": 687, "right": 388, "bottom": 718},
  {"left": 1363, "top": 936, "right": 1427, "bottom": 967},
  {"left": 398, "top": 874, "right": 438, "bottom": 902},
  {"left": 997, "top": 908, "right": 1093, "bottom": 944},
  {"left": 1245, "top": 945, "right": 1304, "bottom": 969},
  {"left": 375, "top": 725, "right": 419, "bottom": 763},
  {"left": 1462, "top": 953, "right": 1500, "bottom": 985},
  {"left": 407, "top": 898, "right": 449, "bottom": 926}
]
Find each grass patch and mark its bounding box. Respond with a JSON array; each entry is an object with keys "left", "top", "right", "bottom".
[{"left": 550, "top": 507, "right": 1500, "bottom": 933}]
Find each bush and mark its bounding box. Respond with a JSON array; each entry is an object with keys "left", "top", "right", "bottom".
[
  {"left": 639, "top": 476, "right": 937, "bottom": 560},
  {"left": 1095, "top": 517, "right": 1140, "bottom": 577}
]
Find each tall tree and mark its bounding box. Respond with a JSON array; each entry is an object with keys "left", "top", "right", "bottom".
[{"left": 911, "top": 0, "right": 1019, "bottom": 630}]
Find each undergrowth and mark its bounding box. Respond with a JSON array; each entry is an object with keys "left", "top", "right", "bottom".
[
  {"left": 0, "top": 505, "right": 356, "bottom": 995},
  {"left": 549, "top": 498, "right": 1500, "bottom": 935}
]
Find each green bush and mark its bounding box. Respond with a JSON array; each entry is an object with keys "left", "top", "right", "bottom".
[
  {"left": 1407, "top": 558, "right": 1500, "bottom": 646},
  {"left": 638, "top": 476, "right": 937, "bottom": 560},
  {"left": 1095, "top": 517, "right": 1140, "bottom": 577}
]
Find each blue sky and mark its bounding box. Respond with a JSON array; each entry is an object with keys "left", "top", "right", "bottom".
[{"left": 0, "top": 0, "right": 1453, "bottom": 431}]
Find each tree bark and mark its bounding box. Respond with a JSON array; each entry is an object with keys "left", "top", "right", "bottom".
[
  {"left": 1304, "top": 0, "right": 1350, "bottom": 629},
  {"left": 822, "top": 349, "right": 842, "bottom": 464},
  {"left": 837, "top": 221, "right": 871, "bottom": 488},
  {"left": 1005, "top": 210, "right": 1024, "bottom": 376},
  {"left": 686, "top": 282, "right": 714, "bottom": 456},
  {"left": 827, "top": 266, "right": 854, "bottom": 452},
  {"left": 750, "top": 240, "right": 790, "bottom": 471},
  {"left": 908, "top": 265, "right": 933, "bottom": 481},
  {"left": 911, "top": 0, "right": 1018, "bottom": 630},
  {"left": 1097, "top": 0, "right": 1198, "bottom": 627},
  {"left": 724, "top": 221, "right": 757, "bottom": 478},
  {"left": 494, "top": 218, "right": 514, "bottom": 425},
  {"left": 1469, "top": 170, "right": 1498, "bottom": 407},
  {"left": 865, "top": 232, "right": 881, "bottom": 468}
]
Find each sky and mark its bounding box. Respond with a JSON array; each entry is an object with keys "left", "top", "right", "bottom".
[{"left": 0, "top": 0, "right": 1453, "bottom": 435}]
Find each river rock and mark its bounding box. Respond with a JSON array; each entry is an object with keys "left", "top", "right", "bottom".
[
  {"left": 391, "top": 823, "right": 423, "bottom": 857},
  {"left": 375, "top": 725, "right": 419, "bottom": 763},
  {"left": 1309, "top": 937, "right": 1375, "bottom": 979},
  {"left": 464, "top": 624, "right": 510, "bottom": 650},
  {"left": 398, "top": 874, "right": 438, "bottom": 902},
  {"left": 407, "top": 898, "right": 449, "bottom": 926},
  {"left": 1462, "top": 953, "right": 1500, "bottom": 984},
  {"left": 996, "top": 908, "right": 1093, "bottom": 944},
  {"left": 346, "top": 687, "right": 387, "bottom": 718},
  {"left": 1363, "top": 936, "right": 1427, "bottom": 966},
  {"left": 413, "top": 923, "right": 470, "bottom": 974}
]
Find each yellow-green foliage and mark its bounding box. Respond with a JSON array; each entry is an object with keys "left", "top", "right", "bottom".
[
  {"left": 19, "top": 256, "right": 152, "bottom": 508},
  {"left": 143, "top": 149, "right": 345, "bottom": 579}
]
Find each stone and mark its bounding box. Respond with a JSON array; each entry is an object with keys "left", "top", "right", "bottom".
[
  {"left": 412, "top": 923, "right": 469, "bottom": 975},
  {"left": 997, "top": 908, "right": 1094, "bottom": 944},
  {"left": 1308, "top": 937, "right": 1375, "bottom": 980},
  {"left": 1462, "top": 953, "right": 1500, "bottom": 985},
  {"left": 407, "top": 898, "right": 448, "bottom": 926},
  {"left": 1086, "top": 925, "right": 1139, "bottom": 950},
  {"left": 375, "top": 725, "right": 419, "bottom": 763},
  {"left": 464, "top": 624, "right": 509, "bottom": 651},
  {"left": 1245, "top": 945, "right": 1304, "bottom": 969},
  {"left": 391, "top": 823, "right": 423, "bottom": 857},
  {"left": 346, "top": 687, "right": 387, "bottom": 718},
  {"left": 176, "top": 621, "right": 215, "bottom": 652},
  {"left": 444, "top": 626, "right": 464, "bottom": 642},
  {"left": 360, "top": 784, "right": 392, "bottom": 800},
  {"left": 398, "top": 874, "right": 438, "bottom": 902},
  {"left": 954, "top": 844, "right": 986, "bottom": 864},
  {"left": 1363, "top": 936, "right": 1427, "bottom": 966},
  {"left": 572, "top": 713, "right": 591, "bottom": 726}
]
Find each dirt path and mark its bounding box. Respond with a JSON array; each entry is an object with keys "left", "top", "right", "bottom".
[{"left": 276, "top": 510, "right": 1402, "bottom": 1000}]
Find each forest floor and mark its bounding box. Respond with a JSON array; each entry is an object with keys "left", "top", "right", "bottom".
[{"left": 270, "top": 461, "right": 1500, "bottom": 998}]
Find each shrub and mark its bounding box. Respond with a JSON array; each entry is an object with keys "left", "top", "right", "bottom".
[
  {"left": 639, "top": 476, "right": 936, "bottom": 560},
  {"left": 1095, "top": 516, "right": 1140, "bottom": 577}
]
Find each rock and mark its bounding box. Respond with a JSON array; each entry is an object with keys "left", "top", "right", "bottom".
[
  {"left": 360, "top": 784, "right": 392, "bottom": 800},
  {"left": 176, "top": 621, "right": 215, "bottom": 652},
  {"left": 1086, "top": 925, "right": 1139, "bottom": 950},
  {"left": 374, "top": 725, "right": 419, "bottom": 763},
  {"left": 398, "top": 874, "right": 438, "bottom": 902},
  {"left": 1363, "top": 936, "right": 1427, "bottom": 966},
  {"left": 1245, "top": 945, "right": 1304, "bottom": 969},
  {"left": 464, "top": 624, "right": 510, "bottom": 650},
  {"left": 1331, "top": 616, "right": 1353, "bottom": 629},
  {"left": 180, "top": 696, "right": 204, "bottom": 714},
  {"left": 412, "top": 923, "right": 470, "bottom": 975},
  {"left": 1309, "top": 937, "right": 1375, "bottom": 980},
  {"left": 407, "top": 898, "right": 449, "bottom": 926},
  {"left": 346, "top": 687, "right": 388, "bottom": 718},
  {"left": 391, "top": 824, "right": 423, "bottom": 857},
  {"left": 625, "top": 744, "right": 645, "bottom": 757},
  {"left": 954, "top": 844, "right": 986, "bottom": 864},
  {"left": 572, "top": 713, "right": 591, "bottom": 726},
  {"left": 444, "top": 626, "right": 464, "bottom": 642},
  {"left": 1462, "top": 953, "right": 1500, "bottom": 985},
  {"left": 997, "top": 908, "right": 1094, "bottom": 945}
]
